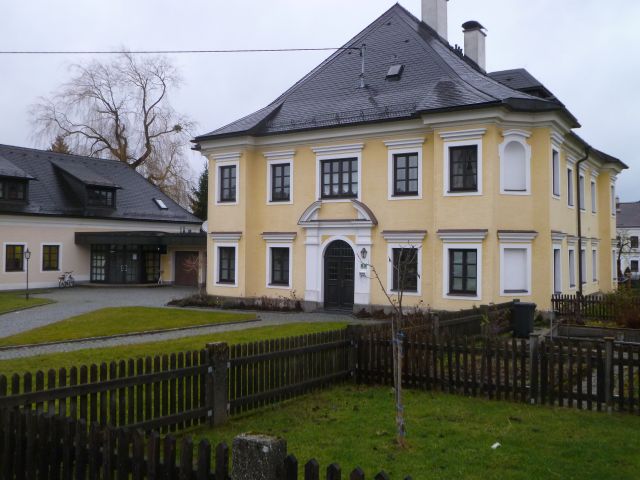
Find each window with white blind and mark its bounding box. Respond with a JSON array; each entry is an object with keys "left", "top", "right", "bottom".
[
  {"left": 501, "top": 142, "right": 527, "bottom": 193},
  {"left": 552, "top": 150, "right": 560, "bottom": 197},
  {"left": 580, "top": 248, "right": 587, "bottom": 285},
  {"left": 553, "top": 248, "right": 562, "bottom": 293},
  {"left": 500, "top": 246, "right": 530, "bottom": 295},
  {"left": 569, "top": 248, "right": 576, "bottom": 288},
  {"left": 591, "top": 180, "right": 597, "bottom": 213}
]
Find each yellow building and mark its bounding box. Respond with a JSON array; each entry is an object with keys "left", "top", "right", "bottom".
[{"left": 195, "top": 2, "right": 627, "bottom": 312}]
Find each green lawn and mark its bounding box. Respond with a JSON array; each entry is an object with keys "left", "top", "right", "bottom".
[
  {"left": 0, "top": 307, "right": 256, "bottom": 347},
  {"left": 0, "top": 322, "right": 348, "bottom": 377},
  {"left": 0, "top": 291, "right": 54, "bottom": 315},
  {"left": 190, "top": 385, "right": 640, "bottom": 480}
]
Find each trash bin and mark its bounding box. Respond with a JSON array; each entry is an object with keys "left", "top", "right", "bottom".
[{"left": 512, "top": 301, "right": 536, "bottom": 338}]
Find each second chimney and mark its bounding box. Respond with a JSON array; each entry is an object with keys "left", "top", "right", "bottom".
[
  {"left": 462, "top": 20, "right": 487, "bottom": 70},
  {"left": 422, "top": 0, "right": 449, "bottom": 40}
]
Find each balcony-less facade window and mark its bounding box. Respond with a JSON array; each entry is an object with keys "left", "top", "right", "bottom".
[
  {"left": 0, "top": 179, "right": 27, "bottom": 201},
  {"left": 393, "top": 153, "right": 419, "bottom": 196},
  {"left": 5, "top": 244, "right": 24, "bottom": 272},
  {"left": 449, "top": 249, "right": 477, "bottom": 295},
  {"left": 569, "top": 249, "right": 576, "bottom": 288},
  {"left": 90, "top": 245, "right": 107, "bottom": 282},
  {"left": 591, "top": 180, "right": 597, "bottom": 213},
  {"left": 632, "top": 260, "right": 639, "bottom": 273},
  {"left": 270, "top": 247, "right": 290, "bottom": 286},
  {"left": 631, "top": 236, "right": 639, "bottom": 249},
  {"left": 42, "top": 245, "right": 60, "bottom": 271},
  {"left": 392, "top": 248, "right": 418, "bottom": 292},
  {"left": 270, "top": 163, "right": 290, "bottom": 202},
  {"left": 321, "top": 158, "right": 358, "bottom": 199},
  {"left": 552, "top": 150, "right": 560, "bottom": 197},
  {"left": 218, "top": 246, "right": 235, "bottom": 284},
  {"left": 219, "top": 165, "right": 236, "bottom": 203},
  {"left": 87, "top": 187, "right": 115, "bottom": 207},
  {"left": 567, "top": 168, "right": 574, "bottom": 207},
  {"left": 449, "top": 146, "right": 478, "bottom": 192}
]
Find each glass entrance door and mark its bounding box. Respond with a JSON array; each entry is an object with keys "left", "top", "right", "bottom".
[{"left": 107, "top": 245, "right": 141, "bottom": 284}]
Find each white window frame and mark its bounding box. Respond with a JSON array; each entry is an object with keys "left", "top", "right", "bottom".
[
  {"left": 213, "top": 152, "right": 240, "bottom": 206},
  {"left": 264, "top": 150, "right": 294, "bottom": 205},
  {"left": 551, "top": 148, "right": 561, "bottom": 198},
  {"left": 611, "top": 183, "right": 616, "bottom": 216},
  {"left": 499, "top": 244, "right": 532, "bottom": 296},
  {"left": 312, "top": 143, "right": 363, "bottom": 203},
  {"left": 592, "top": 247, "right": 598, "bottom": 282},
  {"left": 440, "top": 129, "right": 486, "bottom": 197},
  {"left": 2, "top": 242, "right": 27, "bottom": 273},
  {"left": 499, "top": 129, "right": 531, "bottom": 195},
  {"left": 590, "top": 178, "right": 597, "bottom": 213},
  {"left": 384, "top": 138, "right": 424, "bottom": 201},
  {"left": 568, "top": 247, "right": 576, "bottom": 289},
  {"left": 580, "top": 248, "right": 587, "bottom": 285},
  {"left": 265, "top": 243, "right": 293, "bottom": 290},
  {"left": 578, "top": 173, "right": 586, "bottom": 211},
  {"left": 213, "top": 241, "right": 239, "bottom": 288},
  {"left": 553, "top": 246, "right": 562, "bottom": 294},
  {"left": 386, "top": 243, "right": 422, "bottom": 296},
  {"left": 40, "top": 242, "right": 63, "bottom": 273},
  {"left": 567, "top": 166, "right": 575, "bottom": 208},
  {"left": 442, "top": 243, "right": 483, "bottom": 301}
]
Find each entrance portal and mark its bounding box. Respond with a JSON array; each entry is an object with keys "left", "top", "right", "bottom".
[{"left": 323, "top": 240, "right": 355, "bottom": 310}]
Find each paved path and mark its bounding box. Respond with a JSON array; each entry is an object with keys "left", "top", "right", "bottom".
[
  {"left": 0, "top": 308, "right": 362, "bottom": 360},
  {"left": 0, "top": 286, "right": 199, "bottom": 338}
]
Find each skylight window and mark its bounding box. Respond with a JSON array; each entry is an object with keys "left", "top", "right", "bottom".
[
  {"left": 386, "top": 64, "right": 404, "bottom": 79},
  {"left": 154, "top": 198, "right": 168, "bottom": 210}
]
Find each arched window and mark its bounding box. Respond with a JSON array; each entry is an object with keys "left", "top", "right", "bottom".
[{"left": 500, "top": 130, "right": 531, "bottom": 194}]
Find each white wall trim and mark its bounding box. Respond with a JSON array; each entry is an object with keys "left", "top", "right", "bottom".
[
  {"left": 443, "top": 138, "right": 483, "bottom": 196},
  {"left": 499, "top": 243, "right": 532, "bottom": 296},
  {"left": 442, "top": 242, "right": 482, "bottom": 301},
  {"left": 386, "top": 140, "right": 424, "bottom": 201},
  {"left": 210, "top": 232, "right": 242, "bottom": 241},
  {"left": 212, "top": 151, "right": 241, "bottom": 162},
  {"left": 386, "top": 243, "right": 422, "bottom": 296},
  {"left": 551, "top": 231, "right": 567, "bottom": 243},
  {"left": 263, "top": 150, "right": 296, "bottom": 160},
  {"left": 265, "top": 243, "right": 293, "bottom": 290},
  {"left": 0, "top": 215, "right": 201, "bottom": 232},
  {"left": 214, "top": 159, "right": 239, "bottom": 206},
  {"left": 266, "top": 157, "right": 294, "bottom": 205},
  {"left": 213, "top": 241, "right": 239, "bottom": 288},
  {"left": 550, "top": 131, "right": 565, "bottom": 147},
  {"left": 437, "top": 230, "right": 488, "bottom": 242},
  {"left": 383, "top": 138, "right": 425, "bottom": 149},
  {"left": 311, "top": 143, "right": 364, "bottom": 155},
  {"left": 497, "top": 231, "right": 538, "bottom": 243},
  {"left": 439, "top": 128, "right": 487, "bottom": 141},
  {"left": 499, "top": 130, "right": 531, "bottom": 195},
  {"left": 261, "top": 232, "right": 297, "bottom": 242},
  {"left": 382, "top": 230, "right": 427, "bottom": 243}
]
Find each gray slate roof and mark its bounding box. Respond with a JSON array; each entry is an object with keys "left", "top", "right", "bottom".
[
  {"left": 617, "top": 202, "right": 640, "bottom": 228},
  {"left": 488, "top": 68, "right": 557, "bottom": 101},
  {"left": 0, "top": 144, "right": 200, "bottom": 224},
  {"left": 196, "top": 3, "right": 573, "bottom": 141}
]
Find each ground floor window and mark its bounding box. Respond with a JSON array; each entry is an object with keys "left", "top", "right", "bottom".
[
  {"left": 143, "top": 246, "right": 162, "bottom": 283},
  {"left": 391, "top": 247, "right": 419, "bottom": 292},
  {"left": 269, "top": 247, "right": 290, "bottom": 286},
  {"left": 5, "top": 244, "right": 24, "bottom": 272},
  {"left": 501, "top": 246, "right": 529, "bottom": 295},
  {"left": 553, "top": 247, "right": 562, "bottom": 293},
  {"left": 632, "top": 260, "right": 639, "bottom": 273},
  {"left": 218, "top": 246, "right": 236, "bottom": 284},
  {"left": 90, "top": 245, "right": 107, "bottom": 282},
  {"left": 449, "top": 249, "right": 477, "bottom": 295},
  {"left": 592, "top": 249, "right": 598, "bottom": 281},
  {"left": 42, "top": 245, "right": 60, "bottom": 271},
  {"left": 569, "top": 248, "right": 576, "bottom": 288}
]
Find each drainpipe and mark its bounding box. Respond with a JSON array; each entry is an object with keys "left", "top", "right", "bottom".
[{"left": 576, "top": 146, "right": 591, "bottom": 297}]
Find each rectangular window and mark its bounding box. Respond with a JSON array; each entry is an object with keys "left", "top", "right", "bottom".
[
  {"left": 5, "top": 244, "right": 24, "bottom": 272},
  {"left": 218, "top": 246, "right": 235, "bottom": 284},
  {"left": 393, "top": 153, "right": 419, "bottom": 196},
  {"left": 269, "top": 247, "right": 290, "bottom": 286},
  {"left": 321, "top": 158, "right": 358, "bottom": 199},
  {"left": 270, "top": 163, "right": 290, "bottom": 202},
  {"left": 567, "top": 168, "right": 574, "bottom": 207},
  {"left": 392, "top": 248, "right": 419, "bottom": 292},
  {"left": 449, "top": 146, "right": 478, "bottom": 192},
  {"left": 612, "top": 250, "right": 618, "bottom": 280},
  {"left": 553, "top": 248, "right": 562, "bottom": 293},
  {"left": 502, "top": 247, "right": 528, "bottom": 294},
  {"left": 632, "top": 260, "right": 639, "bottom": 273},
  {"left": 219, "top": 165, "right": 237, "bottom": 203},
  {"left": 42, "top": 245, "right": 60, "bottom": 271},
  {"left": 552, "top": 150, "right": 560, "bottom": 196},
  {"left": 611, "top": 185, "right": 616, "bottom": 215},
  {"left": 579, "top": 174, "right": 585, "bottom": 210},
  {"left": 569, "top": 249, "right": 576, "bottom": 288},
  {"left": 90, "top": 245, "right": 107, "bottom": 282},
  {"left": 87, "top": 187, "right": 115, "bottom": 207},
  {"left": 631, "top": 237, "right": 639, "bottom": 249},
  {"left": 592, "top": 249, "right": 598, "bottom": 281},
  {"left": 591, "top": 180, "right": 597, "bottom": 213},
  {"left": 580, "top": 249, "right": 586, "bottom": 284},
  {"left": 449, "top": 249, "right": 477, "bottom": 295},
  {"left": 143, "top": 246, "right": 161, "bottom": 283},
  {"left": 0, "top": 179, "right": 27, "bottom": 201}
]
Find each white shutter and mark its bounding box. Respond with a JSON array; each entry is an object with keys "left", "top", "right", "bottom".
[
  {"left": 503, "top": 248, "right": 527, "bottom": 292},
  {"left": 503, "top": 142, "right": 526, "bottom": 191}
]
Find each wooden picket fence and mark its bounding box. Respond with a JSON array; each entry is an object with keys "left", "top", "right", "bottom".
[{"left": 551, "top": 293, "right": 640, "bottom": 321}]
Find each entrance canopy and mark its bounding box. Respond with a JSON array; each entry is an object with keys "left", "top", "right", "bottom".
[{"left": 75, "top": 231, "right": 206, "bottom": 247}]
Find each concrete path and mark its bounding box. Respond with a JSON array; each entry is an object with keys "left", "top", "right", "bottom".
[
  {"left": 0, "top": 308, "right": 363, "bottom": 360},
  {"left": 0, "top": 286, "right": 199, "bottom": 338}
]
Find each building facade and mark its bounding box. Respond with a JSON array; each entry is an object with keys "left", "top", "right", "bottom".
[
  {"left": 616, "top": 201, "right": 640, "bottom": 279},
  {"left": 0, "top": 145, "right": 205, "bottom": 290},
  {"left": 195, "top": 2, "right": 626, "bottom": 312}
]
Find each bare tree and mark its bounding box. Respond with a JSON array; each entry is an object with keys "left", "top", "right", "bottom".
[
  {"left": 30, "top": 51, "right": 195, "bottom": 206},
  {"left": 362, "top": 245, "right": 421, "bottom": 447},
  {"left": 617, "top": 230, "right": 633, "bottom": 281}
]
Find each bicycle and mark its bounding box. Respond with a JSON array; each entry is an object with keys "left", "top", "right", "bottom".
[{"left": 58, "top": 271, "right": 75, "bottom": 288}]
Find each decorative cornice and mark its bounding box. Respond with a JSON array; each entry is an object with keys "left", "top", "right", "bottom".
[
  {"left": 437, "top": 229, "right": 488, "bottom": 242},
  {"left": 212, "top": 152, "right": 241, "bottom": 163},
  {"left": 502, "top": 129, "right": 531, "bottom": 139},
  {"left": 567, "top": 155, "right": 577, "bottom": 167},
  {"left": 550, "top": 131, "right": 565, "bottom": 147},
  {"left": 383, "top": 137, "right": 425, "bottom": 149},
  {"left": 497, "top": 230, "right": 538, "bottom": 242},
  {"left": 551, "top": 231, "right": 567, "bottom": 242},
  {"left": 567, "top": 235, "right": 578, "bottom": 245},
  {"left": 210, "top": 232, "right": 242, "bottom": 241},
  {"left": 263, "top": 150, "right": 295, "bottom": 161},
  {"left": 382, "top": 230, "right": 427, "bottom": 243},
  {"left": 611, "top": 239, "right": 619, "bottom": 247},
  {"left": 311, "top": 143, "right": 364, "bottom": 155},
  {"left": 591, "top": 237, "right": 600, "bottom": 246},
  {"left": 297, "top": 200, "right": 377, "bottom": 227},
  {"left": 439, "top": 128, "right": 487, "bottom": 141},
  {"left": 261, "top": 232, "right": 297, "bottom": 242}
]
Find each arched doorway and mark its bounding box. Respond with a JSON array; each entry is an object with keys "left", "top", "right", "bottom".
[{"left": 324, "top": 240, "right": 355, "bottom": 310}]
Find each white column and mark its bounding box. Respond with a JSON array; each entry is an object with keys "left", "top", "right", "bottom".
[{"left": 304, "top": 227, "right": 321, "bottom": 303}]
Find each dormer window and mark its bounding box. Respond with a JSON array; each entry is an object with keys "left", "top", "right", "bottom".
[
  {"left": 0, "top": 178, "right": 28, "bottom": 201},
  {"left": 87, "top": 187, "right": 115, "bottom": 208}
]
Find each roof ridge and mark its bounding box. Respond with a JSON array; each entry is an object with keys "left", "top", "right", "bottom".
[{"left": 0, "top": 143, "right": 123, "bottom": 165}]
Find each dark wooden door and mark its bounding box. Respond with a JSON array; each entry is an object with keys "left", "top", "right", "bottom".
[
  {"left": 107, "top": 246, "right": 141, "bottom": 284},
  {"left": 175, "top": 251, "right": 199, "bottom": 286},
  {"left": 324, "top": 240, "right": 355, "bottom": 310}
]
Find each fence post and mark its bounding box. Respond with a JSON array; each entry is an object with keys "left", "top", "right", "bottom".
[
  {"left": 231, "top": 434, "right": 287, "bottom": 480},
  {"left": 205, "top": 342, "right": 229, "bottom": 427},
  {"left": 604, "top": 337, "right": 614, "bottom": 413},
  {"left": 528, "top": 334, "right": 540, "bottom": 405}
]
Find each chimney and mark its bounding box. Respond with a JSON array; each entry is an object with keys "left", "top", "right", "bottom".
[
  {"left": 462, "top": 20, "right": 487, "bottom": 70},
  {"left": 422, "top": 0, "right": 449, "bottom": 40}
]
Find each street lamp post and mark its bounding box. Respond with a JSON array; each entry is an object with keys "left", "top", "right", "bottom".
[{"left": 24, "top": 248, "right": 31, "bottom": 301}]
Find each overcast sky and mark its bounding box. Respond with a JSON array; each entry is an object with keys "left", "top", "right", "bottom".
[{"left": 1, "top": 0, "right": 638, "bottom": 199}]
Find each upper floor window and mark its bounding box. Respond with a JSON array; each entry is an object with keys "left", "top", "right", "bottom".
[
  {"left": 87, "top": 187, "right": 115, "bottom": 208},
  {"left": 270, "top": 163, "right": 290, "bottom": 202},
  {"left": 552, "top": 150, "right": 560, "bottom": 197},
  {"left": 567, "top": 167, "right": 574, "bottom": 207},
  {"left": 631, "top": 236, "right": 639, "bottom": 249},
  {"left": 0, "top": 179, "right": 27, "bottom": 201},
  {"left": 590, "top": 179, "right": 597, "bottom": 213},
  {"left": 392, "top": 153, "right": 419, "bottom": 197},
  {"left": 578, "top": 174, "right": 585, "bottom": 210},
  {"left": 5, "top": 244, "right": 24, "bottom": 272},
  {"left": 449, "top": 146, "right": 478, "bottom": 193},
  {"left": 42, "top": 245, "right": 60, "bottom": 271},
  {"left": 219, "top": 165, "right": 237, "bottom": 203},
  {"left": 321, "top": 158, "right": 358, "bottom": 199},
  {"left": 611, "top": 184, "right": 616, "bottom": 216}
]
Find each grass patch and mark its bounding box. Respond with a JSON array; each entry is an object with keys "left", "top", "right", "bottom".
[
  {"left": 189, "top": 385, "right": 640, "bottom": 479},
  {"left": 0, "top": 307, "right": 256, "bottom": 347},
  {"left": 0, "top": 322, "right": 348, "bottom": 377},
  {"left": 0, "top": 291, "right": 54, "bottom": 315}
]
